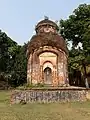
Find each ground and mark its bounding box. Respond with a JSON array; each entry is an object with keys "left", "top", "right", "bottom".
[{"left": 0, "top": 91, "right": 90, "bottom": 120}]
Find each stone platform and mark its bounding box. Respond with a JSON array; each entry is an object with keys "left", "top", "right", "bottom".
[{"left": 10, "top": 87, "right": 88, "bottom": 104}]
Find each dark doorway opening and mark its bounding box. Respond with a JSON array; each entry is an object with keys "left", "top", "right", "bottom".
[{"left": 44, "top": 67, "right": 52, "bottom": 84}]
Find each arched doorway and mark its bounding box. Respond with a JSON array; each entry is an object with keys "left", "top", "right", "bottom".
[{"left": 44, "top": 67, "right": 52, "bottom": 84}]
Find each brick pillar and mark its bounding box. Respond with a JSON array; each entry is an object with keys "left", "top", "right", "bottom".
[
  {"left": 27, "top": 53, "right": 32, "bottom": 84},
  {"left": 39, "top": 65, "right": 43, "bottom": 83},
  {"left": 31, "top": 52, "right": 38, "bottom": 84},
  {"left": 57, "top": 52, "right": 65, "bottom": 86}
]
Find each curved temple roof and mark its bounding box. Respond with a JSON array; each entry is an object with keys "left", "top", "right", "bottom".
[
  {"left": 27, "top": 18, "right": 68, "bottom": 56},
  {"left": 27, "top": 33, "right": 68, "bottom": 56}
]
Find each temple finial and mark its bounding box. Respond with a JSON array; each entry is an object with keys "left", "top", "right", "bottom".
[{"left": 44, "top": 16, "right": 49, "bottom": 20}]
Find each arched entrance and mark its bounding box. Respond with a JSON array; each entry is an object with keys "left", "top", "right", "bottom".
[{"left": 44, "top": 67, "right": 52, "bottom": 84}]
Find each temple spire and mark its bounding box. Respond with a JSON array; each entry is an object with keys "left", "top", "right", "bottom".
[{"left": 44, "top": 16, "right": 49, "bottom": 20}]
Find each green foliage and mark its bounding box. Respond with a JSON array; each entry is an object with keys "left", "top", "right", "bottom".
[
  {"left": 59, "top": 4, "right": 90, "bottom": 87},
  {"left": 0, "top": 30, "right": 27, "bottom": 88},
  {"left": 60, "top": 4, "right": 90, "bottom": 47},
  {"left": 10, "top": 44, "right": 27, "bottom": 87},
  {"left": 17, "top": 83, "right": 45, "bottom": 90},
  {"left": 0, "top": 30, "right": 17, "bottom": 72}
]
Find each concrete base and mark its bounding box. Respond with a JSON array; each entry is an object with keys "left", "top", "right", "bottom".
[{"left": 10, "top": 87, "right": 87, "bottom": 104}]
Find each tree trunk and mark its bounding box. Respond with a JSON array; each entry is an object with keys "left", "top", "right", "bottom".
[{"left": 83, "top": 63, "right": 89, "bottom": 88}]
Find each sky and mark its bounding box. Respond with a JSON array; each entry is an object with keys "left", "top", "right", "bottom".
[{"left": 0, "top": 0, "right": 90, "bottom": 45}]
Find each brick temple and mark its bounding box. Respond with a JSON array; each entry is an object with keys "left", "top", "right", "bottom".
[{"left": 27, "top": 18, "right": 68, "bottom": 86}]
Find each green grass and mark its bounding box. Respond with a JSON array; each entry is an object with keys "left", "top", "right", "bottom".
[{"left": 0, "top": 91, "right": 90, "bottom": 120}]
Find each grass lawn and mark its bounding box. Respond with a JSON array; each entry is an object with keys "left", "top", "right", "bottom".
[{"left": 0, "top": 91, "right": 90, "bottom": 120}]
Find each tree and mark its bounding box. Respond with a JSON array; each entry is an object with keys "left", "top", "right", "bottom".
[
  {"left": 0, "top": 30, "right": 17, "bottom": 72},
  {"left": 60, "top": 4, "right": 90, "bottom": 46},
  {"left": 10, "top": 44, "right": 27, "bottom": 87},
  {"left": 0, "top": 30, "right": 27, "bottom": 88},
  {"left": 59, "top": 4, "right": 90, "bottom": 87},
  {"left": 0, "top": 30, "right": 18, "bottom": 88}
]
